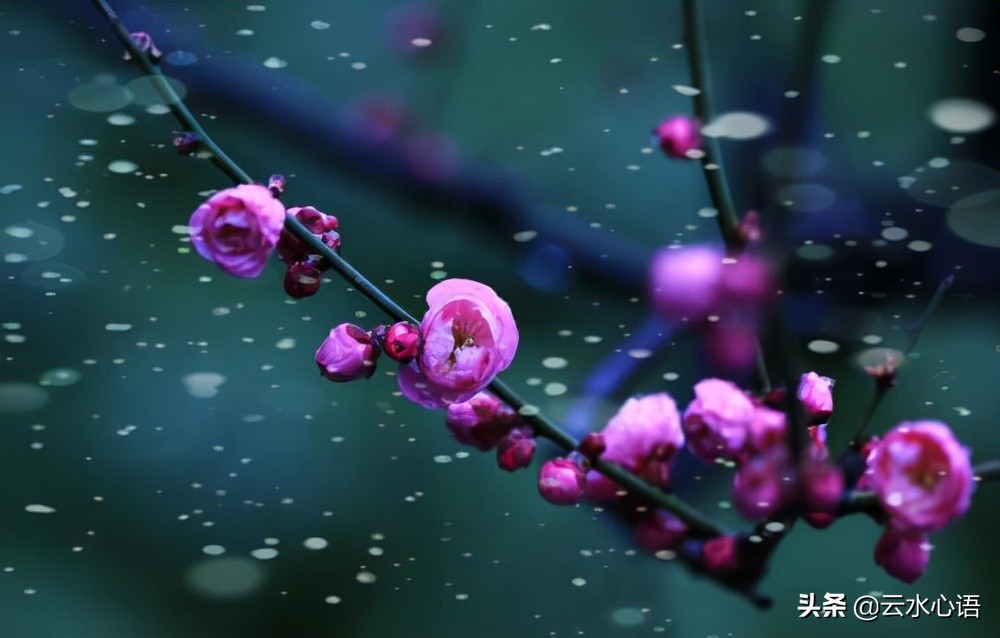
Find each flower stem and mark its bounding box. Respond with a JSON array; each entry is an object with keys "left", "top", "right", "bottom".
[
  {"left": 850, "top": 383, "right": 890, "bottom": 444},
  {"left": 681, "top": 0, "right": 742, "bottom": 252},
  {"left": 91, "top": 0, "right": 728, "bottom": 542},
  {"left": 90, "top": 0, "right": 252, "bottom": 185},
  {"left": 904, "top": 274, "right": 954, "bottom": 354}
]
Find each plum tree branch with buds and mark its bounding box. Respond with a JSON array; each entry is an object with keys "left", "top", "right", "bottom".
[{"left": 90, "top": 0, "right": 997, "bottom": 611}]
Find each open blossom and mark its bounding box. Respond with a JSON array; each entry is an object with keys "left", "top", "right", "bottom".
[
  {"left": 864, "top": 421, "right": 974, "bottom": 533},
  {"left": 188, "top": 184, "right": 285, "bottom": 278},
  {"left": 315, "top": 323, "right": 379, "bottom": 382},
  {"left": 874, "top": 529, "right": 931, "bottom": 584},
  {"left": 398, "top": 279, "right": 518, "bottom": 409},
  {"left": 584, "top": 394, "right": 684, "bottom": 500},
  {"left": 797, "top": 371, "right": 834, "bottom": 422},
  {"left": 683, "top": 378, "right": 754, "bottom": 463},
  {"left": 445, "top": 392, "right": 518, "bottom": 451}
]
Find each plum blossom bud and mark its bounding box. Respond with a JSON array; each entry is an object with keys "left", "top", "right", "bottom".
[
  {"left": 648, "top": 245, "right": 724, "bottom": 321},
  {"left": 737, "top": 210, "right": 762, "bottom": 244},
  {"left": 800, "top": 459, "right": 844, "bottom": 513},
  {"left": 683, "top": 378, "right": 754, "bottom": 463},
  {"left": 378, "top": 322, "right": 421, "bottom": 363},
  {"left": 537, "top": 458, "right": 586, "bottom": 505},
  {"left": 283, "top": 259, "right": 322, "bottom": 299},
  {"left": 874, "top": 530, "right": 931, "bottom": 584},
  {"left": 864, "top": 421, "right": 974, "bottom": 533},
  {"left": 125, "top": 32, "right": 162, "bottom": 62},
  {"left": 173, "top": 131, "right": 202, "bottom": 155},
  {"left": 634, "top": 511, "right": 688, "bottom": 553},
  {"left": 278, "top": 206, "right": 341, "bottom": 264},
  {"left": 797, "top": 372, "right": 834, "bottom": 423},
  {"left": 864, "top": 350, "right": 902, "bottom": 389},
  {"left": 315, "top": 323, "right": 379, "bottom": 382},
  {"left": 655, "top": 115, "right": 701, "bottom": 159},
  {"left": 267, "top": 174, "right": 286, "bottom": 196},
  {"left": 803, "top": 512, "right": 836, "bottom": 529},
  {"left": 577, "top": 432, "right": 606, "bottom": 464},
  {"left": 188, "top": 184, "right": 285, "bottom": 278},
  {"left": 444, "top": 392, "right": 517, "bottom": 451},
  {"left": 702, "top": 535, "right": 739, "bottom": 573},
  {"left": 496, "top": 426, "right": 535, "bottom": 472}
]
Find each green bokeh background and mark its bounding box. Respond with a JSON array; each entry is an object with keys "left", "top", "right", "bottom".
[{"left": 1, "top": 1, "right": 997, "bottom": 637}]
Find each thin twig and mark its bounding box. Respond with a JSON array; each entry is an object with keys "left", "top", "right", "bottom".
[{"left": 681, "top": 0, "right": 742, "bottom": 252}]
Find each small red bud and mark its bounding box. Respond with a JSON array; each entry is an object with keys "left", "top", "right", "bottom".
[
  {"left": 283, "top": 260, "right": 322, "bottom": 299},
  {"left": 381, "top": 322, "right": 421, "bottom": 363},
  {"left": 496, "top": 427, "right": 535, "bottom": 472},
  {"left": 577, "top": 432, "right": 606, "bottom": 464},
  {"left": 125, "top": 32, "right": 162, "bottom": 62}
]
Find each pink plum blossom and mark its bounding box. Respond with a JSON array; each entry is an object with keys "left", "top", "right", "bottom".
[
  {"left": 188, "top": 184, "right": 285, "bottom": 278},
  {"left": 655, "top": 115, "right": 701, "bottom": 158},
  {"left": 797, "top": 371, "right": 834, "bottom": 422},
  {"left": 315, "top": 323, "right": 379, "bottom": 382},
  {"left": 648, "top": 245, "right": 725, "bottom": 321},
  {"left": 537, "top": 458, "right": 586, "bottom": 505},
  {"left": 744, "top": 405, "right": 787, "bottom": 456},
  {"left": 731, "top": 449, "right": 794, "bottom": 520},
  {"left": 800, "top": 459, "right": 844, "bottom": 513},
  {"left": 398, "top": 279, "right": 518, "bottom": 409},
  {"left": 864, "top": 420, "right": 974, "bottom": 533},
  {"left": 445, "top": 392, "right": 519, "bottom": 451},
  {"left": 682, "top": 378, "right": 755, "bottom": 463},
  {"left": 584, "top": 394, "right": 684, "bottom": 500},
  {"left": 703, "top": 322, "right": 759, "bottom": 371},
  {"left": 874, "top": 530, "right": 931, "bottom": 584}
]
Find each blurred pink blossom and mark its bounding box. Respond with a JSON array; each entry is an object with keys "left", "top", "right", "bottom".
[
  {"left": 874, "top": 529, "right": 931, "bottom": 584},
  {"left": 864, "top": 420, "right": 974, "bottom": 533},
  {"left": 682, "top": 378, "right": 754, "bottom": 463},
  {"left": 584, "top": 394, "right": 684, "bottom": 500}
]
